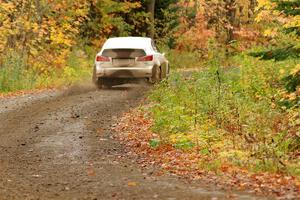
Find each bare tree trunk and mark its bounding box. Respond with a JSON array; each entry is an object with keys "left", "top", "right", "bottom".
[
  {"left": 248, "top": 0, "right": 257, "bottom": 21},
  {"left": 225, "top": 0, "right": 236, "bottom": 43},
  {"left": 147, "top": 0, "right": 156, "bottom": 38}
]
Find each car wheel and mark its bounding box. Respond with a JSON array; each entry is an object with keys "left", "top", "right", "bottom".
[
  {"left": 93, "top": 68, "right": 104, "bottom": 89},
  {"left": 98, "top": 78, "right": 114, "bottom": 89},
  {"left": 149, "top": 66, "right": 161, "bottom": 84},
  {"left": 94, "top": 77, "right": 103, "bottom": 89},
  {"left": 103, "top": 79, "right": 113, "bottom": 89}
]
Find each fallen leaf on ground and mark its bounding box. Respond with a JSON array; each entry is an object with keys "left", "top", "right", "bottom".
[{"left": 127, "top": 181, "right": 138, "bottom": 187}]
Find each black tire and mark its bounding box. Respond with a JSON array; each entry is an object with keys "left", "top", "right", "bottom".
[
  {"left": 98, "top": 78, "right": 113, "bottom": 89},
  {"left": 92, "top": 67, "right": 113, "bottom": 89},
  {"left": 149, "top": 66, "right": 161, "bottom": 84},
  {"left": 103, "top": 79, "right": 113, "bottom": 89}
]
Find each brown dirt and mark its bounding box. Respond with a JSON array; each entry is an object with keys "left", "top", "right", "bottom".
[{"left": 0, "top": 83, "right": 268, "bottom": 200}]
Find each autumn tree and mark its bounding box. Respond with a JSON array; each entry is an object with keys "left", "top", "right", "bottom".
[
  {"left": 80, "top": 0, "right": 142, "bottom": 47},
  {"left": 184, "top": 0, "right": 252, "bottom": 44},
  {"left": 0, "top": 0, "right": 89, "bottom": 71}
]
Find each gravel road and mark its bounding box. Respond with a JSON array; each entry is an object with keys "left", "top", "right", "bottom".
[{"left": 0, "top": 83, "right": 268, "bottom": 200}]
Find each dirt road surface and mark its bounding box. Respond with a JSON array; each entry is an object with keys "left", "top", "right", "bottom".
[{"left": 0, "top": 84, "right": 268, "bottom": 200}]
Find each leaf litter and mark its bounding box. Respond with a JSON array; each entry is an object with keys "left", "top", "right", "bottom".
[{"left": 114, "top": 108, "right": 300, "bottom": 200}]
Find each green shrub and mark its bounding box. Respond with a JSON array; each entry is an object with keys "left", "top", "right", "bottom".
[
  {"left": 0, "top": 51, "right": 36, "bottom": 92},
  {"left": 0, "top": 47, "right": 93, "bottom": 93},
  {"left": 148, "top": 52, "right": 300, "bottom": 176}
]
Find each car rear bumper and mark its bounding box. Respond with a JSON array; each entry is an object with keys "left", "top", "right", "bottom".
[{"left": 95, "top": 66, "right": 153, "bottom": 78}]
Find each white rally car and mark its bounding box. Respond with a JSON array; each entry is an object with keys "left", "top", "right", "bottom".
[{"left": 93, "top": 37, "right": 169, "bottom": 88}]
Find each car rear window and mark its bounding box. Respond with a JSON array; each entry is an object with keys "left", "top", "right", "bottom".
[{"left": 102, "top": 49, "right": 146, "bottom": 59}]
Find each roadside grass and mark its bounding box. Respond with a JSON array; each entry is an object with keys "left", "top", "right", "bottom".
[
  {"left": 0, "top": 51, "right": 34, "bottom": 92},
  {"left": 147, "top": 52, "right": 300, "bottom": 177},
  {"left": 164, "top": 48, "right": 205, "bottom": 69},
  {"left": 0, "top": 48, "right": 93, "bottom": 93}
]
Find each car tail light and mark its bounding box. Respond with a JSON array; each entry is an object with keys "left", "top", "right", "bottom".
[
  {"left": 137, "top": 55, "right": 153, "bottom": 62},
  {"left": 96, "top": 55, "right": 110, "bottom": 62}
]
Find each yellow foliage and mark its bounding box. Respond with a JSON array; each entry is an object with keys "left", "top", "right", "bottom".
[
  {"left": 256, "top": 0, "right": 300, "bottom": 34},
  {"left": 257, "top": 0, "right": 276, "bottom": 10},
  {"left": 284, "top": 15, "right": 300, "bottom": 29},
  {"left": 291, "top": 64, "right": 300, "bottom": 75},
  {"left": 263, "top": 29, "right": 277, "bottom": 37},
  {"left": 0, "top": 0, "right": 90, "bottom": 71},
  {"left": 218, "top": 150, "right": 250, "bottom": 163}
]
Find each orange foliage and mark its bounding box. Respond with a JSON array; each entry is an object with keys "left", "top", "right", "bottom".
[{"left": 175, "top": 14, "right": 215, "bottom": 51}]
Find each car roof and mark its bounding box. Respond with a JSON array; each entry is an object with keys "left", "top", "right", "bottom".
[{"left": 102, "top": 37, "right": 152, "bottom": 50}]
